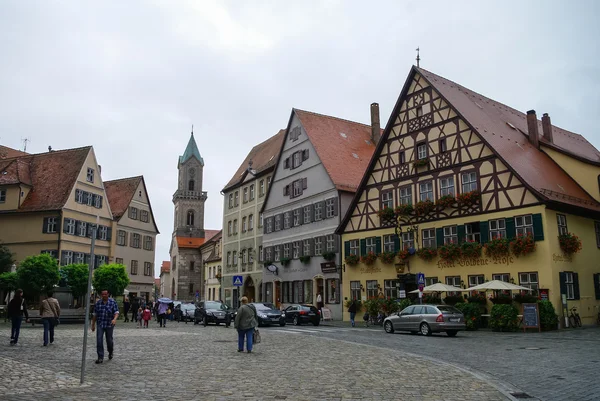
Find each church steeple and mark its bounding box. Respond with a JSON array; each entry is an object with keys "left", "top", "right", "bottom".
[{"left": 179, "top": 129, "right": 204, "bottom": 166}]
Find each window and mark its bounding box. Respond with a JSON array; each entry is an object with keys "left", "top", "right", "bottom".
[
  {"left": 422, "top": 229, "right": 435, "bottom": 248},
  {"left": 233, "top": 219, "right": 238, "bottom": 234},
  {"left": 350, "top": 281, "right": 361, "bottom": 300},
  {"left": 400, "top": 186, "right": 412, "bottom": 205},
  {"left": 465, "top": 223, "right": 481, "bottom": 243},
  {"left": 0, "top": 189, "right": 6, "bottom": 203},
  {"left": 440, "top": 177, "right": 455, "bottom": 196},
  {"left": 98, "top": 226, "right": 108, "bottom": 241},
  {"left": 87, "top": 193, "right": 94, "bottom": 207},
  {"left": 188, "top": 180, "right": 195, "bottom": 191},
  {"left": 401, "top": 232, "right": 414, "bottom": 250},
  {"left": 492, "top": 273, "right": 509, "bottom": 283},
  {"left": 293, "top": 209, "right": 301, "bottom": 226},
  {"left": 234, "top": 191, "right": 239, "bottom": 206},
  {"left": 115, "top": 257, "right": 123, "bottom": 264},
  {"left": 228, "top": 194, "right": 233, "bottom": 208},
  {"left": 249, "top": 184, "right": 255, "bottom": 200},
  {"left": 144, "top": 236, "right": 153, "bottom": 251},
  {"left": 187, "top": 210, "right": 195, "bottom": 226},
  {"left": 259, "top": 213, "right": 263, "bottom": 228},
  {"left": 315, "top": 237, "right": 323, "bottom": 255},
  {"left": 293, "top": 242, "right": 300, "bottom": 259},
  {"left": 46, "top": 217, "right": 57, "bottom": 233},
  {"left": 233, "top": 251, "right": 238, "bottom": 266},
  {"left": 326, "top": 198, "right": 336, "bottom": 218},
  {"left": 284, "top": 212, "right": 291, "bottom": 229},
  {"left": 132, "top": 233, "right": 141, "bottom": 248},
  {"left": 419, "top": 181, "right": 433, "bottom": 202},
  {"left": 365, "top": 237, "right": 376, "bottom": 254},
  {"left": 468, "top": 275, "right": 485, "bottom": 287},
  {"left": 141, "top": 210, "right": 149, "bottom": 223},
  {"left": 381, "top": 191, "right": 393, "bottom": 209},
  {"left": 314, "top": 202, "right": 323, "bottom": 220},
  {"left": 242, "top": 217, "right": 247, "bottom": 232},
  {"left": 426, "top": 277, "right": 439, "bottom": 286},
  {"left": 265, "top": 247, "right": 272, "bottom": 262},
  {"left": 443, "top": 226, "right": 458, "bottom": 244},
  {"left": 129, "top": 207, "right": 138, "bottom": 220},
  {"left": 242, "top": 249, "right": 247, "bottom": 264},
  {"left": 366, "top": 280, "right": 378, "bottom": 299},
  {"left": 248, "top": 214, "right": 254, "bottom": 231},
  {"left": 283, "top": 243, "right": 290, "bottom": 259},
  {"left": 400, "top": 152, "right": 406, "bottom": 164},
  {"left": 94, "top": 195, "right": 102, "bottom": 208},
  {"left": 131, "top": 260, "right": 138, "bottom": 275},
  {"left": 489, "top": 219, "right": 506, "bottom": 239},
  {"left": 227, "top": 252, "right": 231, "bottom": 266},
  {"left": 557, "top": 214, "right": 568, "bottom": 236},
  {"left": 259, "top": 180, "right": 265, "bottom": 196},
  {"left": 144, "top": 262, "right": 152, "bottom": 276},
  {"left": 274, "top": 215, "right": 281, "bottom": 231},
  {"left": 383, "top": 235, "right": 395, "bottom": 253},
  {"left": 293, "top": 180, "right": 302, "bottom": 197},
  {"left": 384, "top": 280, "right": 398, "bottom": 299},
  {"left": 87, "top": 168, "right": 94, "bottom": 183},
  {"left": 274, "top": 246, "right": 280, "bottom": 261},
  {"left": 259, "top": 246, "right": 263, "bottom": 262},
  {"left": 248, "top": 248, "right": 254, "bottom": 263},
  {"left": 564, "top": 272, "right": 575, "bottom": 300},
  {"left": 417, "top": 142, "right": 427, "bottom": 159},
  {"left": 75, "top": 189, "right": 84, "bottom": 203},
  {"left": 61, "top": 251, "right": 73, "bottom": 266},
  {"left": 228, "top": 221, "right": 232, "bottom": 236},
  {"left": 515, "top": 215, "right": 533, "bottom": 236},
  {"left": 66, "top": 218, "right": 76, "bottom": 235},
  {"left": 445, "top": 276, "right": 461, "bottom": 295},
  {"left": 461, "top": 172, "right": 478, "bottom": 193},
  {"left": 96, "top": 255, "right": 107, "bottom": 268},
  {"left": 439, "top": 138, "right": 447, "bottom": 153},
  {"left": 326, "top": 235, "right": 335, "bottom": 253},
  {"left": 303, "top": 239, "right": 311, "bottom": 256},
  {"left": 293, "top": 152, "right": 302, "bottom": 168},
  {"left": 519, "top": 272, "right": 539, "bottom": 294},
  {"left": 242, "top": 187, "right": 248, "bottom": 203},
  {"left": 266, "top": 218, "right": 273, "bottom": 233}
]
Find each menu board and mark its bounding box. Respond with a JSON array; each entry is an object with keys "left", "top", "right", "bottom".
[{"left": 522, "top": 303, "right": 540, "bottom": 332}]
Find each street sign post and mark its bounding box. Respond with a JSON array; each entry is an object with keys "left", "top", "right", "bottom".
[
  {"left": 233, "top": 275, "right": 243, "bottom": 287},
  {"left": 417, "top": 273, "right": 425, "bottom": 304}
]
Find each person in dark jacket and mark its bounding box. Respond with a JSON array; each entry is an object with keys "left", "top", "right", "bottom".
[
  {"left": 123, "top": 297, "right": 130, "bottom": 323},
  {"left": 131, "top": 298, "right": 139, "bottom": 323},
  {"left": 8, "top": 289, "right": 29, "bottom": 345},
  {"left": 347, "top": 300, "right": 358, "bottom": 327}
]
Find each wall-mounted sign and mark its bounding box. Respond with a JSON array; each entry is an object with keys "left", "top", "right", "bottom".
[
  {"left": 321, "top": 262, "right": 337, "bottom": 274},
  {"left": 360, "top": 266, "right": 382, "bottom": 274},
  {"left": 552, "top": 254, "right": 572, "bottom": 263},
  {"left": 539, "top": 289, "right": 549, "bottom": 301},
  {"left": 437, "top": 256, "right": 515, "bottom": 269},
  {"left": 398, "top": 290, "right": 406, "bottom": 299}
]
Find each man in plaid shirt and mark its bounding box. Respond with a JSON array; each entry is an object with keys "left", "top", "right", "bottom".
[{"left": 91, "top": 289, "right": 120, "bottom": 364}]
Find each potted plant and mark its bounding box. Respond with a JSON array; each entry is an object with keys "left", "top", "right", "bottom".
[
  {"left": 436, "top": 195, "right": 456, "bottom": 209},
  {"left": 558, "top": 233, "right": 582, "bottom": 255},
  {"left": 443, "top": 295, "right": 463, "bottom": 306},
  {"left": 511, "top": 234, "right": 536, "bottom": 257},
  {"left": 457, "top": 190, "right": 481, "bottom": 206},
  {"left": 484, "top": 237, "right": 510, "bottom": 258},
  {"left": 466, "top": 293, "right": 487, "bottom": 305},
  {"left": 412, "top": 158, "right": 430, "bottom": 168},
  {"left": 461, "top": 241, "right": 482, "bottom": 258},
  {"left": 361, "top": 251, "right": 378, "bottom": 266},
  {"left": 321, "top": 252, "right": 336, "bottom": 261},
  {"left": 395, "top": 204, "right": 414, "bottom": 216},
  {"left": 397, "top": 249, "right": 410, "bottom": 260},
  {"left": 414, "top": 200, "right": 435, "bottom": 216},
  {"left": 345, "top": 254, "right": 360, "bottom": 266},
  {"left": 379, "top": 251, "right": 396, "bottom": 264},
  {"left": 423, "top": 294, "right": 442, "bottom": 304},
  {"left": 416, "top": 247, "right": 437, "bottom": 261},
  {"left": 438, "top": 242, "right": 461, "bottom": 262},
  {"left": 377, "top": 207, "right": 396, "bottom": 221},
  {"left": 513, "top": 293, "right": 538, "bottom": 304},
  {"left": 490, "top": 293, "right": 513, "bottom": 304},
  {"left": 299, "top": 255, "right": 311, "bottom": 264},
  {"left": 279, "top": 257, "right": 291, "bottom": 267}
]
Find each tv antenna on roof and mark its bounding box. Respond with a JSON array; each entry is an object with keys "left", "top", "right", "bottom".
[
  {"left": 416, "top": 47, "right": 421, "bottom": 67},
  {"left": 21, "top": 137, "right": 30, "bottom": 152}
]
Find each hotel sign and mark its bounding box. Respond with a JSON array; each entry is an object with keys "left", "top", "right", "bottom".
[
  {"left": 437, "top": 256, "right": 515, "bottom": 270},
  {"left": 321, "top": 262, "right": 338, "bottom": 274}
]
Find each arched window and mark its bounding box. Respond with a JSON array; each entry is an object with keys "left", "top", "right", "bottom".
[
  {"left": 187, "top": 210, "right": 195, "bottom": 226},
  {"left": 188, "top": 180, "right": 195, "bottom": 191}
]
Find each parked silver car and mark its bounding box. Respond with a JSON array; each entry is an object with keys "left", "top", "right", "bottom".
[{"left": 383, "top": 305, "right": 465, "bottom": 337}]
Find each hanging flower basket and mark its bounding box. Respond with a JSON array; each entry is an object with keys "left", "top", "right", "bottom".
[
  {"left": 397, "top": 249, "right": 410, "bottom": 260},
  {"left": 558, "top": 233, "right": 582, "bottom": 255},
  {"left": 436, "top": 195, "right": 456, "bottom": 209},
  {"left": 438, "top": 243, "right": 462, "bottom": 262},
  {"left": 394, "top": 204, "right": 414, "bottom": 216},
  {"left": 413, "top": 158, "right": 430, "bottom": 168},
  {"left": 321, "top": 252, "right": 336, "bottom": 261},
  {"left": 461, "top": 241, "right": 482, "bottom": 258},
  {"left": 361, "top": 251, "right": 378, "bottom": 266},
  {"left": 379, "top": 252, "right": 396, "bottom": 264},
  {"left": 280, "top": 258, "right": 291, "bottom": 267},
  {"left": 416, "top": 247, "right": 438, "bottom": 261},
  {"left": 299, "top": 255, "right": 311, "bottom": 264},
  {"left": 484, "top": 237, "right": 510, "bottom": 258},
  {"left": 376, "top": 207, "right": 396, "bottom": 221},
  {"left": 414, "top": 200, "right": 435, "bottom": 216},
  {"left": 457, "top": 190, "right": 481, "bottom": 206},
  {"left": 510, "top": 234, "right": 536, "bottom": 257},
  {"left": 345, "top": 254, "right": 360, "bottom": 266}
]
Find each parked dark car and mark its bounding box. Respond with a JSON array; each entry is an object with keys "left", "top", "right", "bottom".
[
  {"left": 194, "top": 301, "right": 235, "bottom": 327},
  {"left": 283, "top": 304, "right": 320, "bottom": 326},
  {"left": 383, "top": 305, "right": 466, "bottom": 337},
  {"left": 174, "top": 303, "right": 197, "bottom": 323},
  {"left": 251, "top": 303, "right": 285, "bottom": 327}
]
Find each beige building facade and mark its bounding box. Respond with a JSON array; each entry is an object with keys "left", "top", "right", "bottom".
[{"left": 203, "top": 231, "right": 222, "bottom": 301}]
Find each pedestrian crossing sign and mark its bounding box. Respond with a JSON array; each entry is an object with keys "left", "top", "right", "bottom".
[{"left": 233, "top": 275, "right": 243, "bottom": 287}]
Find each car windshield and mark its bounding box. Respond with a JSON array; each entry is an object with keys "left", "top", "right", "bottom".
[
  {"left": 253, "top": 303, "right": 274, "bottom": 311},
  {"left": 181, "top": 304, "right": 195, "bottom": 310},
  {"left": 205, "top": 301, "right": 225, "bottom": 310},
  {"left": 437, "top": 306, "right": 462, "bottom": 314},
  {"left": 300, "top": 306, "right": 315, "bottom": 312}
]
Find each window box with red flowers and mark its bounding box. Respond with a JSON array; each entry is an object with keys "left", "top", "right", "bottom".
[
  {"left": 345, "top": 254, "right": 360, "bottom": 266},
  {"left": 510, "top": 234, "right": 536, "bottom": 257},
  {"left": 361, "top": 251, "right": 378, "bottom": 266},
  {"left": 412, "top": 158, "right": 430, "bottom": 168},
  {"left": 438, "top": 242, "right": 461, "bottom": 262},
  {"left": 457, "top": 190, "right": 481, "bottom": 206},
  {"left": 484, "top": 237, "right": 510, "bottom": 258},
  {"left": 558, "top": 233, "right": 582, "bottom": 255},
  {"left": 377, "top": 207, "right": 396, "bottom": 221},
  {"left": 414, "top": 200, "right": 435, "bottom": 216},
  {"left": 416, "top": 247, "right": 437, "bottom": 261},
  {"left": 436, "top": 195, "right": 456, "bottom": 209},
  {"left": 461, "top": 241, "right": 482, "bottom": 258},
  {"left": 379, "top": 251, "right": 397, "bottom": 264},
  {"left": 397, "top": 249, "right": 410, "bottom": 260},
  {"left": 394, "top": 204, "right": 414, "bottom": 216}
]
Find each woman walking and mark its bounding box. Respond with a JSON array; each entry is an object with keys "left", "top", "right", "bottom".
[
  {"left": 348, "top": 300, "right": 357, "bottom": 327},
  {"left": 234, "top": 297, "right": 257, "bottom": 353},
  {"left": 7, "top": 289, "right": 29, "bottom": 345},
  {"left": 40, "top": 291, "right": 60, "bottom": 346}
]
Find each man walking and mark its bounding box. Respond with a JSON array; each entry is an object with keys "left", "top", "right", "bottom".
[
  {"left": 123, "top": 296, "right": 130, "bottom": 323},
  {"left": 7, "top": 289, "right": 29, "bottom": 345},
  {"left": 91, "top": 290, "right": 119, "bottom": 364},
  {"left": 131, "top": 297, "right": 139, "bottom": 323}
]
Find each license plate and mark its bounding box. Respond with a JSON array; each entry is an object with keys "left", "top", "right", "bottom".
[
  {"left": 308, "top": 313, "right": 315, "bottom": 316},
  {"left": 271, "top": 318, "right": 279, "bottom": 321},
  {"left": 450, "top": 318, "right": 459, "bottom": 322}
]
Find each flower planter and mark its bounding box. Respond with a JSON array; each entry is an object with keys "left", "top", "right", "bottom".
[
  {"left": 510, "top": 234, "right": 536, "bottom": 257},
  {"left": 436, "top": 195, "right": 456, "bottom": 209},
  {"left": 461, "top": 241, "right": 482, "bottom": 258},
  {"left": 457, "top": 190, "right": 481, "bottom": 206},
  {"left": 361, "top": 251, "right": 378, "bottom": 266},
  {"left": 345, "top": 254, "right": 359, "bottom": 266},
  {"left": 280, "top": 258, "right": 291, "bottom": 267},
  {"left": 484, "top": 237, "right": 510, "bottom": 258},
  {"left": 414, "top": 200, "right": 435, "bottom": 216},
  {"left": 299, "top": 255, "right": 311, "bottom": 264},
  {"left": 377, "top": 207, "right": 396, "bottom": 221},
  {"left": 416, "top": 247, "right": 437, "bottom": 261},
  {"left": 322, "top": 252, "right": 336, "bottom": 261},
  {"left": 558, "top": 233, "right": 582, "bottom": 255},
  {"left": 397, "top": 249, "right": 410, "bottom": 260},
  {"left": 412, "top": 158, "right": 430, "bottom": 168},
  {"left": 438, "top": 243, "right": 461, "bottom": 262},
  {"left": 394, "top": 204, "right": 414, "bottom": 216},
  {"left": 379, "top": 252, "right": 396, "bottom": 264}
]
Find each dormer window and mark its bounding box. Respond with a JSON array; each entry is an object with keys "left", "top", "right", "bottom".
[{"left": 87, "top": 168, "right": 94, "bottom": 183}]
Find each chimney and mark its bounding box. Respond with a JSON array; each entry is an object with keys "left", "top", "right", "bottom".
[
  {"left": 541, "top": 113, "right": 553, "bottom": 144},
  {"left": 526, "top": 110, "right": 539, "bottom": 148},
  {"left": 370, "top": 103, "right": 381, "bottom": 143},
  {"left": 48, "top": 146, "right": 52, "bottom": 152}
]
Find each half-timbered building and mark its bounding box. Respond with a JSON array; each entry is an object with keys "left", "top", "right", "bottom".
[{"left": 337, "top": 66, "right": 600, "bottom": 325}]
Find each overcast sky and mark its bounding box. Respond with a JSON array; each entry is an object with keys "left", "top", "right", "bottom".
[{"left": 1, "top": 1, "right": 599, "bottom": 276}]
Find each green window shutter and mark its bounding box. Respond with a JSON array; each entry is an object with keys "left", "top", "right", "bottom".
[
  {"left": 559, "top": 272, "right": 567, "bottom": 296},
  {"left": 375, "top": 237, "right": 382, "bottom": 254},
  {"left": 505, "top": 217, "right": 516, "bottom": 240},
  {"left": 393, "top": 235, "right": 400, "bottom": 252},
  {"left": 344, "top": 241, "right": 350, "bottom": 258},
  {"left": 436, "top": 228, "right": 444, "bottom": 247},
  {"left": 532, "top": 213, "right": 544, "bottom": 241},
  {"left": 594, "top": 273, "right": 600, "bottom": 300},
  {"left": 360, "top": 239, "right": 366, "bottom": 256},
  {"left": 42, "top": 217, "right": 48, "bottom": 233},
  {"left": 573, "top": 272, "right": 580, "bottom": 300},
  {"left": 479, "top": 221, "right": 489, "bottom": 244},
  {"left": 457, "top": 224, "right": 466, "bottom": 243}
]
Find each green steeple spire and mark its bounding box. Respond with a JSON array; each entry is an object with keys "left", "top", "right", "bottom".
[{"left": 179, "top": 130, "right": 204, "bottom": 166}]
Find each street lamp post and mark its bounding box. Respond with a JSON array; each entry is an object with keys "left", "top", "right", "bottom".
[{"left": 80, "top": 219, "right": 98, "bottom": 384}]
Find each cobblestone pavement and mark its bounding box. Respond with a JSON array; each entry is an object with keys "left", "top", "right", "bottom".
[
  {"left": 0, "top": 321, "right": 511, "bottom": 401},
  {"left": 270, "top": 322, "right": 600, "bottom": 401}
]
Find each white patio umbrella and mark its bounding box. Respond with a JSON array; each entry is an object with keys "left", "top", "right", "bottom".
[
  {"left": 409, "top": 282, "right": 464, "bottom": 293},
  {"left": 465, "top": 280, "right": 532, "bottom": 292}
]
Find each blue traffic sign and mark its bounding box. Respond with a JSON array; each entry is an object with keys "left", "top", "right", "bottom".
[
  {"left": 417, "top": 273, "right": 425, "bottom": 286},
  {"left": 233, "top": 275, "right": 243, "bottom": 287}
]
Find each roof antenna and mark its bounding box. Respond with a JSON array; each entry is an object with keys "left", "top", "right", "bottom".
[
  {"left": 416, "top": 47, "right": 420, "bottom": 67},
  {"left": 191, "top": 124, "right": 194, "bottom": 136},
  {"left": 21, "top": 137, "right": 30, "bottom": 152}
]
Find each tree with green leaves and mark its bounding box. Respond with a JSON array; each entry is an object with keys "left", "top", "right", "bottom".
[
  {"left": 0, "top": 244, "right": 15, "bottom": 273},
  {"left": 16, "top": 254, "right": 60, "bottom": 300},
  {"left": 61, "top": 263, "right": 90, "bottom": 302},
  {"left": 92, "top": 263, "right": 129, "bottom": 298},
  {"left": 0, "top": 271, "right": 18, "bottom": 293}
]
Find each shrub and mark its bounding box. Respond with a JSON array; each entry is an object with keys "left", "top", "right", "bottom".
[
  {"left": 322, "top": 252, "right": 336, "bottom": 261},
  {"left": 457, "top": 190, "right": 481, "bottom": 205},
  {"left": 299, "top": 255, "right": 311, "bottom": 264},
  {"left": 484, "top": 237, "right": 510, "bottom": 258},
  {"left": 423, "top": 295, "right": 442, "bottom": 304},
  {"left": 455, "top": 302, "right": 482, "bottom": 331},
  {"left": 443, "top": 295, "right": 464, "bottom": 306},
  {"left": 363, "top": 298, "right": 383, "bottom": 317},
  {"left": 381, "top": 298, "right": 400, "bottom": 315},
  {"left": 513, "top": 293, "right": 538, "bottom": 304},
  {"left": 416, "top": 247, "right": 438, "bottom": 261},
  {"left": 379, "top": 252, "right": 396, "bottom": 264},
  {"left": 398, "top": 298, "right": 412, "bottom": 312},
  {"left": 345, "top": 254, "right": 360, "bottom": 266},
  {"left": 280, "top": 258, "right": 291, "bottom": 267},
  {"left": 344, "top": 299, "right": 362, "bottom": 312},
  {"left": 461, "top": 241, "right": 482, "bottom": 258},
  {"left": 414, "top": 200, "right": 435, "bottom": 216},
  {"left": 436, "top": 195, "right": 456, "bottom": 209},
  {"left": 395, "top": 204, "right": 414, "bottom": 216},
  {"left": 360, "top": 251, "right": 377, "bottom": 266},
  {"left": 490, "top": 294, "right": 513, "bottom": 305},
  {"left": 558, "top": 233, "right": 582, "bottom": 255},
  {"left": 466, "top": 294, "right": 487, "bottom": 305},
  {"left": 538, "top": 300, "right": 559, "bottom": 331},
  {"left": 511, "top": 234, "right": 536, "bottom": 257},
  {"left": 489, "top": 304, "right": 519, "bottom": 332},
  {"left": 377, "top": 207, "right": 396, "bottom": 221},
  {"left": 438, "top": 243, "right": 461, "bottom": 262}
]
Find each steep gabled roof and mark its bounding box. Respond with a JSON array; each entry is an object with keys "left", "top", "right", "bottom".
[
  {"left": 0, "top": 147, "right": 91, "bottom": 212},
  {"left": 0, "top": 145, "right": 28, "bottom": 159},
  {"left": 223, "top": 130, "right": 285, "bottom": 192},
  {"left": 104, "top": 176, "right": 143, "bottom": 219},
  {"left": 179, "top": 133, "right": 204, "bottom": 166}
]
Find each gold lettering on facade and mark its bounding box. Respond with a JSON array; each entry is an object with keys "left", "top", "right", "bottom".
[
  {"left": 552, "top": 253, "right": 572, "bottom": 263},
  {"left": 360, "top": 266, "right": 382, "bottom": 274},
  {"left": 436, "top": 256, "right": 515, "bottom": 270}
]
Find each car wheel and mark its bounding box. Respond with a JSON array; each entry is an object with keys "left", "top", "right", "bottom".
[
  {"left": 194, "top": 319, "right": 198, "bottom": 325},
  {"left": 293, "top": 316, "right": 300, "bottom": 326},
  {"left": 446, "top": 330, "right": 458, "bottom": 337},
  {"left": 312, "top": 320, "right": 320, "bottom": 327},
  {"left": 203, "top": 316, "right": 208, "bottom": 327},
  {"left": 384, "top": 321, "right": 394, "bottom": 334},
  {"left": 279, "top": 321, "right": 286, "bottom": 327},
  {"left": 420, "top": 322, "right": 431, "bottom": 336}
]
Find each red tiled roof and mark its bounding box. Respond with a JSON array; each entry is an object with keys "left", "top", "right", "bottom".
[
  {"left": 160, "top": 261, "right": 170, "bottom": 273},
  {"left": 154, "top": 278, "right": 160, "bottom": 287},
  {"left": 0, "top": 145, "right": 28, "bottom": 159},
  {"left": 104, "top": 176, "right": 143, "bottom": 219},
  {"left": 417, "top": 67, "right": 600, "bottom": 212},
  {"left": 0, "top": 147, "right": 91, "bottom": 212},
  {"left": 176, "top": 229, "right": 220, "bottom": 249},
  {"left": 204, "top": 229, "right": 221, "bottom": 242},
  {"left": 223, "top": 130, "right": 285, "bottom": 192},
  {"left": 295, "top": 109, "right": 379, "bottom": 192}
]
